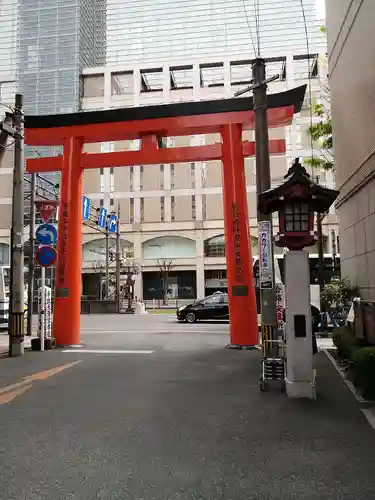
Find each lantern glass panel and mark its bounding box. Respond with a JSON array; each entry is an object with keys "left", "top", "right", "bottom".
[{"left": 284, "top": 201, "right": 310, "bottom": 232}]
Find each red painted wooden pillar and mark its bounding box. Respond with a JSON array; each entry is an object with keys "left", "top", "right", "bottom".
[
  {"left": 53, "top": 137, "right": 83, "bottom": 346},
  {"left": 221, "top": 123, "right": 258, "bottom": 346}
]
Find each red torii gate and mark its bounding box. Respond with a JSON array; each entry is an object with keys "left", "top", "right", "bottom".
[{"left": 25, "top": 86, "right": 306, "bottom": 348}]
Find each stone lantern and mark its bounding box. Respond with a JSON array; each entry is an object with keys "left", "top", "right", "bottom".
[{"left": 258, "top": 158, "right": 339, "bottom": 399}]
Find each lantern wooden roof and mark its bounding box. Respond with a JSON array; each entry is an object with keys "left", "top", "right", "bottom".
[{"left": 258, "top": 158, "right": 339, "bottom": 215}]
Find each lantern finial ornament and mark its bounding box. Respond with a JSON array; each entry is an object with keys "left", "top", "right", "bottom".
[{"left": 284, "top": 157, "right": 310, "bottom": 180}]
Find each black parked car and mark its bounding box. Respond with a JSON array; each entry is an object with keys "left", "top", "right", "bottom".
[{"left": 177, "top": 292, "right": 229, "bottom": 323}]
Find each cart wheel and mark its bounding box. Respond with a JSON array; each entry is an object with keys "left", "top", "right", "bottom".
[{"left": 260, "top": 380, "right": 268, "bottom": 392}]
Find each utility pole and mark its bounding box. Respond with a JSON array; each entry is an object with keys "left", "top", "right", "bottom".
[
  {"left": 26, "top": 173, "right": 36, "bottom": 336},
  {"left": 234, "top": 59, "right": 279, "bottom": 344},
  {"left": 252, "top": 58, "right": 277, "bottom": 343},
  {"left": 9, "top": 94, "right": 25, "bottom": 356},
  {"left": 105, "top": 227, "right": 109, "bottom": 299},
  {"left": 115, "top": 202, "right": 121, "bottom": 313}
]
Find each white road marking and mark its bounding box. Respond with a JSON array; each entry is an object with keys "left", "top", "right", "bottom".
[
  {"left": 80, "top": 329, "right": 229, "bottom": 334},
  {"left": 62, "top": 349, "right": 154, "bottom": 354}
]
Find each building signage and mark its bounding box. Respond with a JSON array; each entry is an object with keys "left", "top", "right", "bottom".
[
  {"left": 258, "top": 220, "right": 274, "bottom": 290},
  {"left": 205, "top": 279, "right": 228, "bottom": 289}
]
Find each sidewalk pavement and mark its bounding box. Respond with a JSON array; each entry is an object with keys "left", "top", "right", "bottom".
[{"left": 0, "top": 332, "right": 33, "bottom": 354}]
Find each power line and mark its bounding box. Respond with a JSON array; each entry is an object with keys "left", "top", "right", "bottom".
[
  {"left": 299, "top": 0, "right": 315, "bottom": 167},
  {"left": 254, "top": 0, "right": 261, "bottom": 56},
  {"left": 241, "top": 0, "right": 257, "bottom": 57}
]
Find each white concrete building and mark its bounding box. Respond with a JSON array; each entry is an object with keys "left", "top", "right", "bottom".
[{"left": 80, "top": 51, "right": 337, "bottom": 302}]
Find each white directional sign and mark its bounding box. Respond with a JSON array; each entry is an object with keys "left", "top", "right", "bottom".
[
  {"left": 82, "top": 196, "right": 91, "bottom": 220},
  {"left": 98, "top": 207, "right": 108, "bottom": 228},
  {"left": 108, "top": 214, "right": 117, "bottom": 233},
  {"left": 36, "top": 224, "right": 58, "bottom": 246}
]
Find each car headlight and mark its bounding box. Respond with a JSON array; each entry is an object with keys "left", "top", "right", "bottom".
[{"left": 178, "top": 305, "right": 186, "bottom": 311}]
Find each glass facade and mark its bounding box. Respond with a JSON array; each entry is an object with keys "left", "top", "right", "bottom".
[
  {"left": 106, "top": 0, "right": 326, "bottom": 65},
  {"left": 0, "top": 0, "right": 107, "bottom": 185},
  {"left": 18, "top": 0, "right": 106, "bottom": 116}
]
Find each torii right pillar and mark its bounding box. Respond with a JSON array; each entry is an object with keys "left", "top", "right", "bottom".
[{"left": 221, "top": 123, "right": 259, "bottom": 347}]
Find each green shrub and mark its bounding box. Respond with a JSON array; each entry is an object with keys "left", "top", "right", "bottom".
[
  {"left": 332, "top": 326, "right": 356, "bottom": 360},
  {"left": 351, "top": 347, "right": 375, "bottom": 400}
]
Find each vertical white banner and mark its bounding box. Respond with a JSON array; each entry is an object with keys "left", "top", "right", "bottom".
[
  {"left": 275, "top": 283, "right": 285, "bottom": 339},
  {"left": 258, "top": 220, "right": 274, "bottom": 290}
]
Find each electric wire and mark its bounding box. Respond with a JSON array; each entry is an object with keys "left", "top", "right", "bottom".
[
  {"left": 299, "top": 0, "right": 315, "bottom": 172},
  {"left": 241, "top": 0, "right": 257, "bottom": 58},
  {"left": 254, "top": 0, "right": 261, "bottom": 56}
]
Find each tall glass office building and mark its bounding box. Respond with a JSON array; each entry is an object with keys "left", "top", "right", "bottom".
[
  {"left": 106, "top": 0, "right": 326, "bottom": 65},
  {"left": 0, "top": 0, "right": 106, "bottom": 116},
  {"left": 18, "top": 0, "right": 106, "bottom": 115},
  {"left": 0, "top": 0, "right": 107, "bottom": 226}
]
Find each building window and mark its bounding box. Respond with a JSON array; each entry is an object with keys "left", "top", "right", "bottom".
[
  {"left": 169, "top": 65, "right": 194, "bottom": 90},
  {"left": 130, "top": 166, "right": 134, "bottom": 191},
  {"left": 140, "top": 198, "right": 144, "bottom": 222},
  {"left": 191, "top": 162, "right": 195, "bottom": 188},
  {"left": 192, "top": 195, "right": 196, "bottom": 220},
  {"left": 160, "top": 164, "right": 164, "bottom": 189},
  {"left": 199, "top": 62, "right": 225, "bottom": 88},
  {"left": 171, "top": 196, "right": 175, "bottom": 221},
  {"left": 140, "top": 68, "right": 163, "bottom": 93},
  {"left": 140, "top": 165, "right": 144, "bottom": 190},
  {"left": 160, "top": 196, "right": 165, "bottom": 221},
  {"left": 0, "top": 243, "right": 10, "bottom": 265},
  {"left": 110, "top": 168, "right": 114, "bottom": 192},
  {"left": 100, "top": 198, "right": 104, "bottom": 207},
  {"left": 130, "top": 198, "right": 134, "bottom": 223},
  {"left": 83, "top": 75, "right": 104, "bottom": 97},
  {"left": 111, "top": 71, "right": 133, "bottom": 96},
  {"left": 202, "top": 194, "right": 207, "bottom": 220},
  {"left": 171, "top": 164, "right": 175, "bottom": 189},
  {"left": 100, "top": 169, "right": 105, "bottom": 193},
  {"left": 201, "top": 164, "right": 207, "bottom": 187},
  {"left": 293, "top": 54, "right": 319, "bottom": 80},
  {"left": 110, "top": 198, "right": 114, "bottom": 208},
  {"left": 204, "top": 235, "right": 226, "bottom": 257}
]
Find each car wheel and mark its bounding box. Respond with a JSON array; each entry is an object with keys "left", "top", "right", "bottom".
[{"left": 185, "top": 312, "right": 196, "bottom": 323}]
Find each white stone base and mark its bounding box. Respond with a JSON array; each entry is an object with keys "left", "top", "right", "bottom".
[{"left": 285, "top": 370, "right": 316, "bottom": 400}]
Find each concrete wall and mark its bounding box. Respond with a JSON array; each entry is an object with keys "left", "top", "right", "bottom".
[{"left": 327, "top": 0, "right": 375, "bottom": 299}]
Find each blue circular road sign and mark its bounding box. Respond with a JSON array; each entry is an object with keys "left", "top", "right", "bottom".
[
  {"left": 35, "top": 245, "right": 57, "bottom": 267},
  {"left": 36, "top": 223, "right": 58, "bottom": 246}
]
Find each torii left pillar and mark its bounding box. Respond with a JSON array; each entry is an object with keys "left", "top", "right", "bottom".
[{"left": 53, "top": 137, "right": 83, "bottom": 346}]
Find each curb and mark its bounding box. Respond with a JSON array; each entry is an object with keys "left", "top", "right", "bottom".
[{"left": 323, "top": 349, "right": 375, "bottom": 408}]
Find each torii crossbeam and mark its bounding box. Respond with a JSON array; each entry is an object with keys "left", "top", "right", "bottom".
[{"left": 25, "top": 85, "right": 306, "bottom": 348}]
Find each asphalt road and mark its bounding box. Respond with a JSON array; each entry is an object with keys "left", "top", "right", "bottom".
[{"left": 0, "top": 314, "right": 374, "bottom": 499}]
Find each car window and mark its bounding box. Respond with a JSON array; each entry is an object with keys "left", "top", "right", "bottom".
[
  {"left": 203, "top": 296, "right": 221, "bottom": 306},
  {"left": 220, "top": 294, "right": 228, "bottom": 304}
]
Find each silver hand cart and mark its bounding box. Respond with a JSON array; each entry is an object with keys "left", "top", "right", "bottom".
[{"left": 260, "top": 333, "right": 286, "bottom": 392}]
